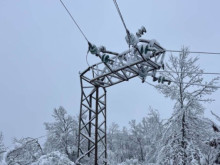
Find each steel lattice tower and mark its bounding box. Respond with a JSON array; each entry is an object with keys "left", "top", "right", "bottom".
[
  {"left": 58, "top": 2, "right": 168, "bottom": 163},
  {"left": 76, "top": 39, "right": 167, "bottom": 165}
]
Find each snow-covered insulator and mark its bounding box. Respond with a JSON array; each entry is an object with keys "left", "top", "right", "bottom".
[
  {"left": 158, "top": 76, "right": 163, "bottom": 83},
  {"left": 137, "top": 45, "right": 156, "bottom": 56},
  {"left": 144, "top": 45, "right": 150, "bottom": 54},
  {"left": 159, "top": 76, "right": 166, "bottom": 84},
  {"left": 139, "top": 71, "right": 146, "bottom": 78},
  {"left": 125, "top": 33, "right": 139, "bottom": 46},
  {"left": 141, "top": 26, "right": 147, "bottom": 33},
  {"left": 144, "top": 45, "right": 148, "bottom": 54},
  {"left": 89, "top": 44, "right": 99, "bottom": 55},
  {"left": 99, "top": 46, "right": 106, "bottom": 52},
  {"left": 136, "top": 26, "right": 147, "bottom": 37},
  {"left": 138, "top": 45, "right": 144, "bottom": 54},
  {"left": 157, "top": 76, "right": 171, "bottom": 85},
  {"left": 101, "top": 54, "right": 110, "bottom": 63}
]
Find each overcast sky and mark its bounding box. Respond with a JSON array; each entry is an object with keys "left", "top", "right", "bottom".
[{"left": 0, "top": 0, "right": 220, "bottom": 146}]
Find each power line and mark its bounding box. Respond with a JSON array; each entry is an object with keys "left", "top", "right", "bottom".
[
  {"left": 4, "top": 127, "right": 79, "bottom": 151},
  {"left": 4, "top": 128, "right": 76, "bottom": 151},
  {"left": 145, "top": 79, "right": 220, "bottom": 89},
  {"left": 145, "top": 81, "right": 157, "bottom": 88},
  {"left": 170, "top": 80, "right": 220, "bottom": 88},
  {"left": 4, "top": 134, "right": 47, "bottom": 151},
  {"left": 166, "top": 50, "right": 220, "bottom": 55},
  {"left": 112, "top": 0, "right": 130, "bottom": 36},
  {"left": 158, "top": 70, "right": 220, "bottom": 75},
  {"left": 60, "top": 0, "right": 90, "bottom": 44}
]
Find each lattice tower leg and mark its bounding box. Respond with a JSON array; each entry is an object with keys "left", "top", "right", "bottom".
[{"left": 76, "top": 76, "right": 107, "bottom": 165}]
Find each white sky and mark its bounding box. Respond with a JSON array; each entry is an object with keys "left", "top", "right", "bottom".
[{"left": 0, "top": 0, "right": 220, "bottom": 146}]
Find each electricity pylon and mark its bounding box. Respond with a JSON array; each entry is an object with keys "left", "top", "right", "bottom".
[
  {"left": 58, "top": 3, "right": 168, "bottom": 164},
  {"left": 76, "top": 33, "right": 168, "bottom": 164}
]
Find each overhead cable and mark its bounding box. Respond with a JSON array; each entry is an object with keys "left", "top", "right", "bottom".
[
  {"left": 145, "top": 81, "right": 220, "bottom": 89},
  {"left": 166, "top": 50, "right": 220, "bottom": 55},
  {"left": 112, "top": 0, "right": 130, "bottom": 36},
  {"left": 60, "top": 0, "right": 90, "bottom": 44},
  {"left": 170, "top": 80, "right": 220, "bottom": 88},
  {"left": 158, "top": 70, "right": 220, "bottom": 75}
]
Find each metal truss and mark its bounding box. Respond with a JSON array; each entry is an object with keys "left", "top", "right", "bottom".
[
  {"left": 80, "top": 39, "right": 166, "bottom": 88},
  {"left": 76, "top": 39, "right": 166, "bottom": 165},
  {"left": 76, "top": 77, "right": 107, "bottom": 165},
  {"left": 60, "top": 2, "right": 167, "bottom": 163}
]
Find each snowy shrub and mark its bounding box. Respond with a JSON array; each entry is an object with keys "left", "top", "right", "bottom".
[
  {"left": 31, "top": 151, "right": 75, "bottom": 165},
  {"left": 5, "top": 137, "right": 43, "bottom": 165}
]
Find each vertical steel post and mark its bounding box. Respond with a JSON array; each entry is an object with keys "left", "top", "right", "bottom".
[
  {"left": 88, "top": 95, "right": 92, "bottom": 157},
  {"left": 95, "top": 86, "right": 99, "bottom": 165},
  {"left": 76, "top": 76, "right": 107, "bottom": 165},
  {"left": 104, "top": 89, "right": 107, "bottom": 165},
  {"left": 77, "top": 77, "right": 83, "bottom": 159}
]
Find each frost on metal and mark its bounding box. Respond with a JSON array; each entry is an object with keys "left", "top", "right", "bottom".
[
  {"left": 77, "top": 27, "right": 168, "bottom": 165},
  {"left": 82, "top": 38, "right": 166, "bottom": 87}
]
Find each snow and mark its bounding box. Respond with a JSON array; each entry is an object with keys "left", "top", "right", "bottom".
[
  {"left": 0, "top": 152, "right": 7, "bottom": 165},
  {"left": 31, "top": 151, "right": 75, "bottom": 165},
  {"left": 117, "top": 159, "right": 140, "bottom": 165},
  {"left": 125, "top": 33, "right": 139, "bottom": 46}
]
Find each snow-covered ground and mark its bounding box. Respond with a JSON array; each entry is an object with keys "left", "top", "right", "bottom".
[{"left": 31, "top": 151, "right": 75, "bottom": 165}]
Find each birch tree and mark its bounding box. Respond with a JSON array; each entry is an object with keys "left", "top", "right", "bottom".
[{"left": 155, "top": 47, "right": 219, "bottom": 165}]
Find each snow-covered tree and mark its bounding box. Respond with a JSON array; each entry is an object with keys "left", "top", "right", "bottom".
[
  {"left": 6, "top": 137, "right": 43, "bottom": 165},
  {"left": 108, "top": 122, "right": 120, "bottom": 152},
  {"left": 206, "top": 111, "right": 220, "bottom": 164},
  {"left": 127, "top": 108, "right": 163, "bottom": 164},
  {"left": 141, "top": 108, "right": 163, "bottom": 163},
  {"left": 107, "top": 122, "right": 120, "bottom": 164},
  {"left": 129, "top": 120, "right": 146, "bottom": 162},
  {"left": 107, "top": 123, "right": 132, "bottom": 163},
  {"left": 44, "top": 106, "right": 78, "bottom": 162},
  {"left": 155, "top": 47, "right": 219, "bottom": 165},
  {"left": 107, "top": 108, "right": 163, "bottom": 164}
]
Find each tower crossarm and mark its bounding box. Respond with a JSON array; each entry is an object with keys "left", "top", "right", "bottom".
[{"left": 81, "top": 39, "right": 166, "bottom": 87}]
